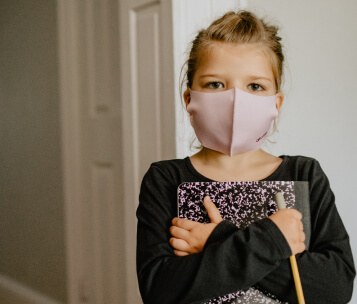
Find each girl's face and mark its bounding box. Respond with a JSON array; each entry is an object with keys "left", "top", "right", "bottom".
[{"left": 185, "top": 42, "right": 283, "bottom": 108}]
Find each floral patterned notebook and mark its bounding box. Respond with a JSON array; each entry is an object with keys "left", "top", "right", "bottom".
[{"left": 177, "top": 181, "right": 310, "bottom": 304}]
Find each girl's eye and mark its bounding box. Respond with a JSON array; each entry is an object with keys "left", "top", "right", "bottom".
[
  {"left": 205, "top": 82, "right": 224, "bottom": 89},
  {"left": 248, "top": 83, "right": 264, "bottom": 91}
]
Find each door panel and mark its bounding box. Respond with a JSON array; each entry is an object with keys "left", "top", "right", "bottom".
[
  {"left": 58, "top": 0, "right": 125, "bottom": 303},
  {"left": 133, "top": 3, "right": 163, "bottom": 177}
]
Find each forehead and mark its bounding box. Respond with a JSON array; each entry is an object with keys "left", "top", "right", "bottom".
[{"left": 196, "top": 42, "right": 274, "bottom": 78}]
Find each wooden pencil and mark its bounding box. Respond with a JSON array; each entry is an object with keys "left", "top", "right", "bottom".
[{"left": 275, "top": 193, "right": 306, "bottom": 304}]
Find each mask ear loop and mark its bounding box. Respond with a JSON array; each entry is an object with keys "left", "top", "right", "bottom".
[
  {"left": 184, "top": 89, "right": 191, "bottom": 108},
  {"left": 269, "top": 92, "right": 284, "bottom": 140}
]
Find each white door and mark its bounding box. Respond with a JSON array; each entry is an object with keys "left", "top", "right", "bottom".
[
  {"left": 58, "top": 0, "right": 176, "bottom": 303},
  {"left": 58, "top": 0, "right": 126, "bottom": 303},
  {"left": 119, "top": 0, "right": 176, "bottom": 303}
]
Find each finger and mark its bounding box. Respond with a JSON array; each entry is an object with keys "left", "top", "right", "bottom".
[
  {"left": 169, "top": 237, "right": 191, "bottom": 252},
  {"left": 203, "top": 196, "right": 222, "bottom": 224},
  {"left": 170, "top": 225, "right": 190, "bottom": 241},
  {"left": 172, "top": 217, "right": 197, "bottom": 230},
  {"left": 291, "top": 209, "right": 302, "bottom": 220},
  {"left": 174, "top": 250, "right": 189, "bottom": 256},
  {"left": 298, "top": 242, "right": 306, "bottom": 253}
]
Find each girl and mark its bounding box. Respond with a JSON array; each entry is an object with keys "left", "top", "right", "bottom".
[{"left": 136, "top": 10, "right": 355, "bottom": 304}]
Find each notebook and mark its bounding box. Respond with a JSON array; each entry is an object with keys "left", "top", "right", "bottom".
[{"left": 177, "top": 181, "right": 310, "bottom": 304}]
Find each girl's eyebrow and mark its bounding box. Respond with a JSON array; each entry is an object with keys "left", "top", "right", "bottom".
[
  {"left": 249, "top": 75, "right": 274, "bottom": 82},
  {"left": 198, "top": 73, "right": 224, "bottom": 78}
]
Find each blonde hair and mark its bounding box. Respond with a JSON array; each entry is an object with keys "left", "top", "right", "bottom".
[{"left": 183, "top": 10, "right": 284, "bottom": 92}]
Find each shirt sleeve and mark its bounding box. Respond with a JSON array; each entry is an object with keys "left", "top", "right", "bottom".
[
  {"left": 136, "top": 164, "right": 292, "bottom": 304},
  {"left": 256, "top": 160, "right": 356, "bottom": 303}
]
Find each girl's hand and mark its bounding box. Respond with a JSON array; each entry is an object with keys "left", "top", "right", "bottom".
[
  {"left": 170, "top": 196, "right": 223, "bottom": 256},
  {"left": 269, "top": 209, "right": 306, "bottom": 255}
]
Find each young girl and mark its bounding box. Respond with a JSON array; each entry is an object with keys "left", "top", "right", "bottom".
[{"left": 136, "top": 10, "right": 355, "bottom": 304}]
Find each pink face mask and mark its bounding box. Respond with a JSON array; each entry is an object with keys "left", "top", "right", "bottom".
[{"left": 187, "top": 87, "right": 278, "bottom": 156}]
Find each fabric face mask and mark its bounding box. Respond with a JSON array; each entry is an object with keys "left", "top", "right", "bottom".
[{"left": 187, "top": 87, "right": 278, "bottom": 156}]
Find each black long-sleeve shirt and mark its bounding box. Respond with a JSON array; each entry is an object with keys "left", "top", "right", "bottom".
[{"left": 136, "top": 155, "right": 355, "bottom": 303}]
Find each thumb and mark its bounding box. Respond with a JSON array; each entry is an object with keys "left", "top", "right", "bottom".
[{"left": 203, "top": 196, "right": 222, "bottom": 224}]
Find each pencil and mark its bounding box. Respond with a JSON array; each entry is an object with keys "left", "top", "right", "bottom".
[{"left": 275, "top": 192, "right": 306, "bottom": 304}]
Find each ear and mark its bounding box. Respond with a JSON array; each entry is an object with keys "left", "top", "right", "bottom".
[
  {"left": 183, "top": 89, "right": 191, "bottom": 109},
  {"left": 275, "top": 92, "right": 284, "bottom": 112}
]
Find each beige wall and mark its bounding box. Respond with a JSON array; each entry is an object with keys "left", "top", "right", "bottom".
[{"left": 0, "top": 0, "right": 66, "bottom": 302}]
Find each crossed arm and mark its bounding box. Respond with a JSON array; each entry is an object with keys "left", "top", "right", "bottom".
[{"left": 170, "top": 196, "right": 305, "bottom": 257}]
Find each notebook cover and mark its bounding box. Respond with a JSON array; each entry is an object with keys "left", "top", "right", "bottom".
[{"left": 177, "top": 181, "right": 310, "bottom": 304}]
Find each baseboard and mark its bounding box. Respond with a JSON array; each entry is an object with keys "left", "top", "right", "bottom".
[{"left": 0, "top": 274, "right": 63, "bottom": 304}]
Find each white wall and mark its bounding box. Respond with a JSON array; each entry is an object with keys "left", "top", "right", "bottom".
[{"left": 173, "top": 0, "right": 357, "bottom": 302}]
